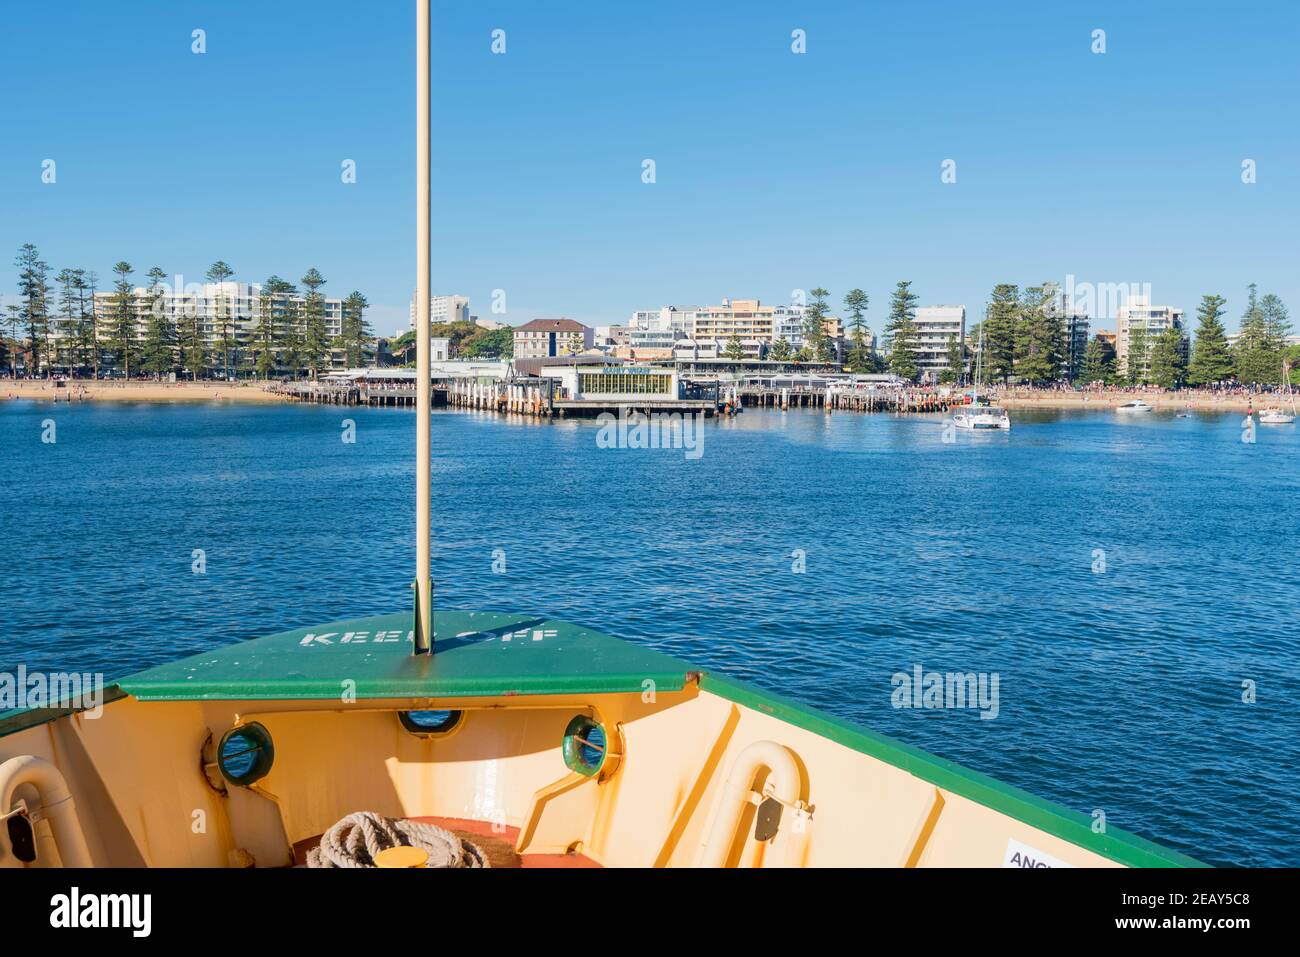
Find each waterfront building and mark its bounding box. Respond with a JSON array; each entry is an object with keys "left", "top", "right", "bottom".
[
  {"left": 513, "top": 318, "right": 594, "bottom": 359},
  {"left": 408, "top": 294, "right": 470, "bottom": 328},
  {"left": 542, "top": 363, "right": 681, "bottom": 401},
  {"left": 1116, "top": 298, "right": 1186, "bottom": 378},
  {"left": 913, "top": 306, "right": 966, "bottom": 383}
]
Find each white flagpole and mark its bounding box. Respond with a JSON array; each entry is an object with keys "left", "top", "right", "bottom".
[{"left": 413, "top": 0, "right": 433, "bottom": 654}]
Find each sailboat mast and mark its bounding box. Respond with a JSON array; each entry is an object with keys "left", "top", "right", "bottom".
[{"left": 413, "top": 0, "right": 433, "bottom": 655}]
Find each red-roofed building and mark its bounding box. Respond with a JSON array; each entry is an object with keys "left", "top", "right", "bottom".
[{"left": 513, "top": 318, "right": 593, "bottom": 359}]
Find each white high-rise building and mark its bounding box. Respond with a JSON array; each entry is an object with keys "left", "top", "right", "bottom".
[
  {"left": 408, "top": 294, "right": 470, "bottom": 328},
  {"left": 912, "top": 306, "right": 966, "bottom": 382},
  {"left": 1116, "top": 298, "right": 1185, "bottom": 378}
]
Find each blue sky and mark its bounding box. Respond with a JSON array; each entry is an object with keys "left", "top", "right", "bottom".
[{"left": 1, "top": 0, "right": 1297, "bottom": 335}]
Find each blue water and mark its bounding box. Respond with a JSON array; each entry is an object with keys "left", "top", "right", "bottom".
[{"left": 2, "top": 399, "right": 1297, "bottom": 866}]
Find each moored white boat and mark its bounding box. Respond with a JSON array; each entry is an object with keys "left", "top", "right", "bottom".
[
  {"left": 1257, "top": 360, "right": 1297, "bottom": 423},
  {"left": 1115, "top": 400, "right": 1153, "bottom": 414},
  {"left": 952, "top": 327, "right": 1011, "bottom": 430},
  {"left": 953, "top": 402, "right": 1011, "bottom": 430}
]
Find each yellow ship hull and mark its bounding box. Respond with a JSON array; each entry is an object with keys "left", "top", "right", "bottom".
[{"left": 0, "top": 612, "right": 1200, "bottom": 869}]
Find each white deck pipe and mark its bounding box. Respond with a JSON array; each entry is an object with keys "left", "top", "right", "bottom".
[
  {"left": 696, "top": 740, "right": 801, "bottom": 868},
  {"left": 0, "top": 755, "right": 93, "bottom": 867}
]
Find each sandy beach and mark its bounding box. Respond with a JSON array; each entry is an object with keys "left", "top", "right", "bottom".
[
  {"left": 991, "top": 389, "right": 1274, "bottom": 413},
  {"left": 0, "top": 379, "right": 1283, "bottom": 414},
  {"left": 0, "top": 380, "right": 289, "bottom": 404}
]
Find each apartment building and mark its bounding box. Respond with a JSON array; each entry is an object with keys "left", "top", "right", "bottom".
[
  {"left": 690, "top": 298, "right": 778, "bottom": 344},
  {"left": 1116, "top": 298, "right": 1185, "bottom": 377},
  {"left": 630, "top": 298, "right": 844, "bottom": 359},
  {"left": 773, "top": 307, "right": 845, "bottom": 356},
  {"left": 629, "top": 306, "right": 696, "bottom": 336},
  {"left": 1044, "top": 291, "right": 1091, "bottom": 382},
  {"left": 1063, "top": 314, "right": 1090, "bottom": 380},
  {"left": 912, "top": 306, "right": 966, "bottom": 382},
  {"left": 44, "top": 280, "right": 351, "bottom": 373}
]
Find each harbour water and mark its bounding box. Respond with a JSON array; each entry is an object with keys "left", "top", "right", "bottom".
[{"left": 1, "top": 400, "right": 1296, "bottom": 865}]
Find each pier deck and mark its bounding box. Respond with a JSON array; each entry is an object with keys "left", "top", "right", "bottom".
[
  {"left": 736, "top": 385, "right": 959, "bottom": 414},
  {"left": 270, "top": 377, "right": 961, "bottom": 417}
]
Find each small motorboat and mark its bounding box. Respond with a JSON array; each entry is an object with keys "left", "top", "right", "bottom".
[{"left": 1115, "top": 400, "right": 1153, "bottom": 414}]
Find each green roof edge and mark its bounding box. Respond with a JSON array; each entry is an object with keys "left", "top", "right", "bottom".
[{"left": 118, "top": 669, "right": 691, "bottom": 702}]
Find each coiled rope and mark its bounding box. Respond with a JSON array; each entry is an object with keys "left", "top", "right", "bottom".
[{"left": 306, "top": 811, "right": 489, "bottom": 868}]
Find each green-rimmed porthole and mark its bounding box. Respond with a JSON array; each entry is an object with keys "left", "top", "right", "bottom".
[
  {"left": 398, "top": 709, "right": 463, "bottom": 737},
  {"left": 218, "top": 722, "right": 275, "bottom": 787},
  {"left": 562, "top": 715, "right": 616, "bottom": 778}
]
